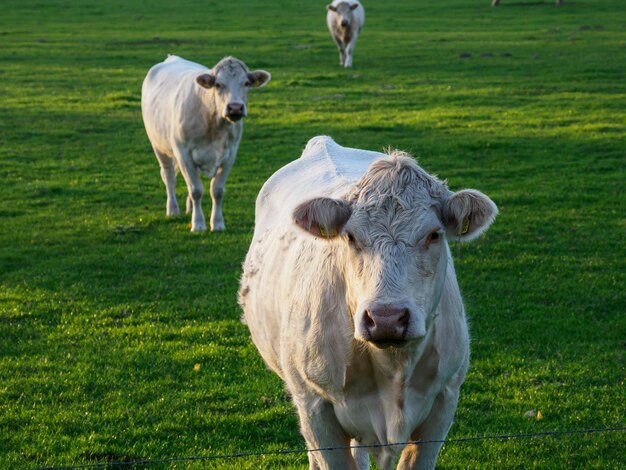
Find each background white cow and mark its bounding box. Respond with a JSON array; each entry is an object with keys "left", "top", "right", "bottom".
[
  {"left": 327, "top": 0, "right": 365, "bottom": 67},
  {"left": 141, "top": 55, "right": 270, "bottom": 232},
  {"left": 240, "top": 136, "right": 498, "bottom": 470}
]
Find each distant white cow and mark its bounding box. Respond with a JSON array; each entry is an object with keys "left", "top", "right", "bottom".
[
  {"left": 327, "top": 0, "right": 365, "bottom": 67},
  {"left": 141, "top": 55, "right": 271, "bottom": 232},
  {"left": 240, "top": 136, "right": 498, "bottom": 470}
]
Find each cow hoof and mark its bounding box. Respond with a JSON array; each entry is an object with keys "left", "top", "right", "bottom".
[
  {"left": 211, "top": 223, "right": 226, "bottom": 232},
  {"left": 167, "top": 205, "right": 180, "bottom": 217},
  {"left": 191, "top": 224, "right": 207, "bottom": 232}
]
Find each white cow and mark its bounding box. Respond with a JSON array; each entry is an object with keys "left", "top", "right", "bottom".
[
  {"left": 141, "top": 55, "right": 271, "bottom": 232},
  {"left": 327, "top": 0, "right": 365, "bottom": 67},
  {"left": 239, "top": 136, "right": 498, "bottom": 470}
]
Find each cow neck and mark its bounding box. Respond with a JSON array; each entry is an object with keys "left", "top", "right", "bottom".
[
  {"left": 365, "top": 325, "right": 437, "bottom": 383},
  {"left": 206, "top": 110, "right": 238, "bottom": 141}
]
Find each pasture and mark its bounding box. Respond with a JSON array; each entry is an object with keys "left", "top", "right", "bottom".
[{"left": 0, "top": 0, "right": 624, "bottom": 468}]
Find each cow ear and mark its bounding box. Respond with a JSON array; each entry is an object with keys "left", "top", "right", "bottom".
[
  {"left": 293, "top": 197, "right": 352, "bottom": 239},
  {"left": 327, "top": 4, "right": 337, "bottom": 12},
  {"left": 350, "top": 3, "right": 359, "bottom": 10},
  {"left": 247, "top": 70, "right": 271, "bottom": 88},
  {"left": 442, "top": 189, "right": 498, "bottom": 242},
  {"left": 196, "top": 73, "right": 217, "bottom": 89}
]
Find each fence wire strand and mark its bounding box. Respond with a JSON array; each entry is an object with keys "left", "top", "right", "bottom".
[{"left": 33, "top": 425, "right": 626, "bottom": 470}]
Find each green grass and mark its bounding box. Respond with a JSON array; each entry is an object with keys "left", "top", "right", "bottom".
[{"left": 1, "top": 0, "right": 624, "bottom": 468}]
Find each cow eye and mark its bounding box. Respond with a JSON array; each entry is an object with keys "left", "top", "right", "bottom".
[
  {"left": 214, "top": 83, "right": 222, "bottom": 90},
  {"left": 244, "top": 80, "right": 251, "bottom": 87},
  {"left": 425, "top": 230, "right": 441, "bottom": 248}
]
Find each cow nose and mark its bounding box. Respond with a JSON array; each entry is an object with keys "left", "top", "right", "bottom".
[
  {"left": 226, "top": 103, "right": 245, "bottom": 120},
  {"left": 341, "top": 20, "right": 349, "bottom": 27},
  {"left": 363, "top": 306, "right": 410, "bottom": 346}
]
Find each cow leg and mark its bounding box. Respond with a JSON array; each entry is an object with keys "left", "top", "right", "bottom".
[
  {"left": 186, "top": 168, "right": 206, "bottom": 232},
  {"left": 153, "top": 148, "right": 180, "bottom": 217},
  {"left": 339, "top": 45, "right": 347, "bottom": 66},
  {"left": 351, "top": 440, "right": 370, "bottom": 469},
  {"left": 344, "top": 44, "right": 353, "bottom": 68},
  {"left": 344, "top": 36, "right": 358, "bottom": 68},
  {"left": 209, "top": 161, "right": 233, "bottom": 232},
  {"left": 293, "top": 395, "right": 358, "bottom": 470},
  {"left": 333, "top": 34, "right": 346, "bottom": 66},
  {"left": 396, "top": 386, "right": 460, "bottom": 470},
  {"left": 173, "top": 144, "right": 206, "bottom": 232}
]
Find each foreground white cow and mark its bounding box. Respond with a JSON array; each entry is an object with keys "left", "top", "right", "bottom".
[
  {"left": 327, "top": 0, "right": 365, "bottom": 67},
  {"left": 141, "top": 55, "right": 270, "bottom": 231},
  {"left": 239, "top": 136, "right": 497, "bottom": 469}
]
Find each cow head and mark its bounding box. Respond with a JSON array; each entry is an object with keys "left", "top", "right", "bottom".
[
  {"left": 195, "top": 56, "right": 271, "bottom": 124},
  {"left": 293, "top": 153, "right": 497, "bottom": 349},
  {"left": 327, "top": 2, "right": 360, "bottom": 29}
]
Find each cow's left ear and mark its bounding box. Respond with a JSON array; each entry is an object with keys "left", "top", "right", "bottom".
[
  {"left": 247, "top": 70, "right": 271, "bottom": 88},
  {"left": 442, "top": 189, "right": 498, "bottom": 242},
  {"left": 293, "top": 197, "right": 352, "bottom": 239},
  {"left": 196, "top": 73, "right": 217, "bottom": 89},
  {"left": 350, "top": 3, "right": 359, "bottom": 10}
]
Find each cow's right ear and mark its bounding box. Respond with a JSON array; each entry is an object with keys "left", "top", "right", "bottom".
[
  {"left": 327, "top": 4, "right": 337, "bottom": 12},
  {"left": 293, "top": 197, "right": 352, "bottom": 239},
  {"left": 196, "top": 73, "right": 217, "bottom": 89}
]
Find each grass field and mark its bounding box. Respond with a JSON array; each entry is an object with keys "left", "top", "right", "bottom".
[{"left": 1, "top": 0, "right": 624, "bottom": 468}]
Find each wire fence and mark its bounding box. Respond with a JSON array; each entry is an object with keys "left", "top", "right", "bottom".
[{"left": 34, "top": 425, "right": 626, "bottom": 470}]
